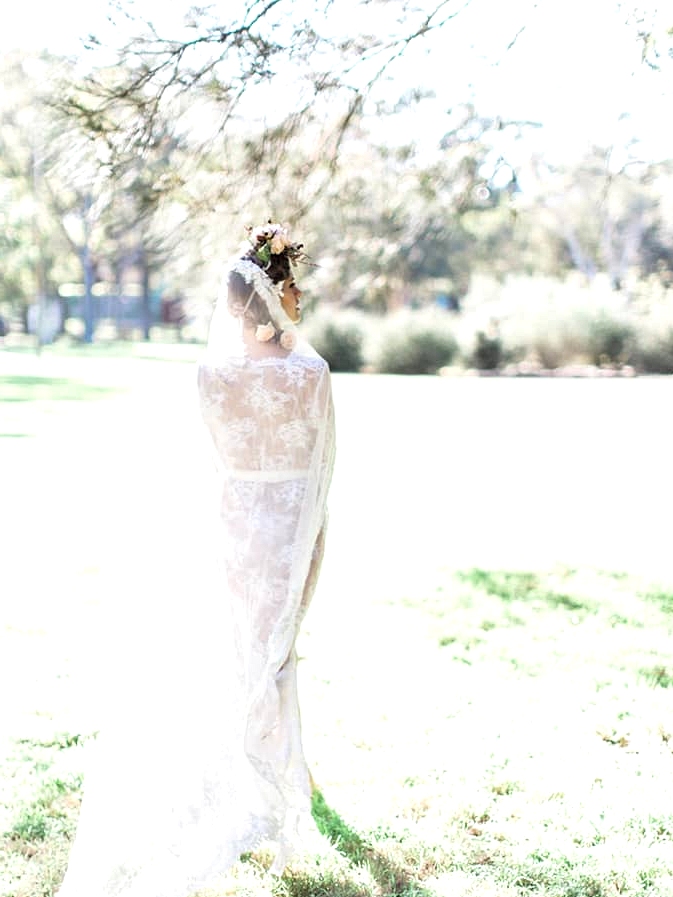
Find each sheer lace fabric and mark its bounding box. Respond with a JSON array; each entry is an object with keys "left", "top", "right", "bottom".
[
  {"left": 57, "top": 312, "right": 335, "bottom": 896},
  {"left": 197, "top": 355, "right": 335, "bottom": 815}
]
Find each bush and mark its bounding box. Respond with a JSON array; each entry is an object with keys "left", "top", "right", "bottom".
[
  {"left": 301, "top": 277, "right": 673, "bottom": 376},
  {"left": 301, "top": 310, "right": 367, "bottom": 372},
  {"left": 498, "top": 304, "right": 590, "bottom": 368},
  {"left": 586, "top": 310, "right": 635, "bottom": 366},
  {"left": 470, "top": 330, "right": 505, "bottom": 370},
  {"left": 632, "top": 323, "right": 673, "bottom": 374},
  {"left": 487, "top": 279, "right": 638, "bottom": 369},
  {"left": 373, "top": 311, "right": 459, "bottom": 375}
]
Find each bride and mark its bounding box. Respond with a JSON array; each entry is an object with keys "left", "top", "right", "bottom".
[{"left": 56, "top": 222, "right": 336, "bottom": 897}]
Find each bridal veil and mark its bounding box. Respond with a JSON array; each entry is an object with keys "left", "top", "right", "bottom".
[{"left": 56, "top": 236, "right": 336, "bottom": 897}]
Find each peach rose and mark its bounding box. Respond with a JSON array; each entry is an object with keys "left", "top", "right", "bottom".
[
  {"left": 279, "top": 330, "right": 296, "bottom": 351},
  {"left": 270, "top": 233, "right": 286, "bottom": 254},
  {"left": 255, "top": 322, "right": 276, "bottom": 342}
]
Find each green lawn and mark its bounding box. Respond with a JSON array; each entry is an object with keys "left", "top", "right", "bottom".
[{"left": 1, "top": 345, "right": 672, "bottom": 897}]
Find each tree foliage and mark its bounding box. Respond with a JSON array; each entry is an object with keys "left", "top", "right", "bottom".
[
  {"left": 516, "top": 148, "right": 673, "bottom": 289},
  {"left": 2, "top": 3, "right": 673, "bottom": 342},
  {"left": 64, "top": 1, "right": 466, "bottom": 154},
  {"left": 0, "top": 52, "right": 189, "bottom": 339}
]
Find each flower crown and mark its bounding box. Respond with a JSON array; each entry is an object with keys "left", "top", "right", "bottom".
[
  {"left": 227, "top": 221, "right": 306, "bottom": 351},
  {"left": 245, "top": 221, "right": 306, "bottom": 269}
]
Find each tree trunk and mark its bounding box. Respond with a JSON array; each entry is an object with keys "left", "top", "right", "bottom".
[
  {"left": 82, "top": 243, "right": 95, "bottom": 343},
  {"left": 141, "top": 251, "right": 152, "bottom": 341},
  {"left": 82, "top": 196, "right": 95, "bottom": 343}
]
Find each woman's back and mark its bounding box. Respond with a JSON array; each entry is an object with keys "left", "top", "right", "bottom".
[{"left": 198, "top": 355, "right": 333, "bottom": 476}]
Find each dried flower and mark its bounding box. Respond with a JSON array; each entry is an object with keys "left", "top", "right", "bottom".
[
  {"left": 279, "top": 330, "right": 296, "bottom": 351},
  {"left": 256, "top": 322, "right": 276, "bottom": 342},
  {"left": 270, "top": 233, "right": 287, "bottom": 254},
  {"left": 246, "top": 221, "right": 305, "bottom": 267}
]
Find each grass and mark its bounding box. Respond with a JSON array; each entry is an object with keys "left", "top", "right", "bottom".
[
  {"left": 455, "top": 569, "right": 590, "bottom": 612},
  {"left": 1, "top": 345, "right": 673, "bottom": 897},
  {"left": 0, "top": 374, "right": 119, "bottom": 403},
  {"left": 3, "top": 566, "right": 673, "bottom": 897},
  {"left": 1, "top": 336, "right": 204, "bottom": 363},
  {"left": 641, "top": 589, "right": 673, "bottom": 616}
]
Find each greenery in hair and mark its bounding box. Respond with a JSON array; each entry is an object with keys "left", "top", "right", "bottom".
[{"left": 246, "top": 220, "right": 306, "bottom": 270}]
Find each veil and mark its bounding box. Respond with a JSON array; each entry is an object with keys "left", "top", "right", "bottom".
[{"left": 56, "top": 251, "right": 336, "bottom": 897}]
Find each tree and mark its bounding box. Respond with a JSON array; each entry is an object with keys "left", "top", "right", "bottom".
[
  {"left": 57, "top": 1, "right": 478, "bottom": 197},
  {"left": 278, "top": 105, "right": 522, "bottom": 311},
  {"left": 0, "top": 53, "right": 79, "bottom": 340},
  {"left": 0, "top": 50, "right": 194, "bottom": 342},
  {"left": 622, "top": 4, "right": 672, "bottom": 70},
  {"left": 518, "top": 148, "right": 672, "bottom": 289}
]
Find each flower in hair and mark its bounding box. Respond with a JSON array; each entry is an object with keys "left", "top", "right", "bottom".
[
  {"left": 256, "top": 322, "right": 276, "bottom": 342},
  {"left": 271, "top": 232, "right": 289, "bottom": 254},
  {"left": 246, "top": 221, "right": 305, "bottom": 268},
  {"left": 279, "top": 330, "right": 297, "bottom": 351}
]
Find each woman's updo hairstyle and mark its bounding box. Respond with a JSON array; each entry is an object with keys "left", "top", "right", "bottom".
[
  {"left": 254, "top": 249, "right": 291, "bottom": 285},
  {"left": 226, "top": 250, "right": 293, "bottom": 329},
  {"left": 226, "top": 270, "right": 264, "bottom": 327},
  {"left": 227, "top": 222, "right": 304, "bottom": 330}
]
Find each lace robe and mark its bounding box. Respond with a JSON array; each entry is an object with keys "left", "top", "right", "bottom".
[{"left": 56, "top": 353, "right": 335, "bottom": 897}]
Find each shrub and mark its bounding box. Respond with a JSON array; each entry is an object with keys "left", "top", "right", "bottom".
[
  {"left": 632, "top": 323, "right": 673, "bottom": 374},
  {"left": 586, "top": 310, "right": 635, "bottom": 366},
  {"left": 372, "top": 311, "right": 458, "bottom": 375},
  {"left": 499, "top": 304, "right": 592, "bottom": 368},
  {"left": 301, "top": 310, "right": 367, "bottom": 372},
  {"left": 470, "top": 330, "right": 505, "bottom": 370},
  {"left": 491, "top": 282, "right": 637, "bottom": 369}
]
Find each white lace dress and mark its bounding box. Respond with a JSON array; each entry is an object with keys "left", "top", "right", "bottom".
[{"left": 56, "top": 352, "right": 335, "bottom": 897}]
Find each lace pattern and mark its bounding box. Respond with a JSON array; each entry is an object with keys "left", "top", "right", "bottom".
[
  {"left": 57, "top": 351, "right": 335, "bottom": 897},
  {"left": 229, "top": 257, "right": 297, "bottom": 340}
]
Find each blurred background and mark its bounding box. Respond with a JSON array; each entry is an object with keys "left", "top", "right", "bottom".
[
  {"left": 0, "top": 0, "right": 671, "bottom": 375},
  {"left": 2, "top": 9, "right": 673, "bottom": 896},
  {"left": 1, "top": 0, "right": 673, "bottom": 588}
]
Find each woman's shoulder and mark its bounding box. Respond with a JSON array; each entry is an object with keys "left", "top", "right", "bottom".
[
  {"left": 197, "top": 354, "right": 330, "bottom": 388},
  {"left": 287, "top": 354, "right": 332, "bottom": 386},
  {"left": 263, "top": 353, "right": 330, "bottom": 384},
  {"left": 293, "top": 352, "right": 330, "bottom": 372}
]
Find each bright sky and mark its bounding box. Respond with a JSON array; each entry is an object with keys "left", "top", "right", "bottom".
[
  {"left": 373, "top": 0, "right": 670, "bottom": 166},
  {"left": 2, "top": 0, "right": 670, "bottom": 165}
]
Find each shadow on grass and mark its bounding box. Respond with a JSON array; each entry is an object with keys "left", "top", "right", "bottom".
[
  {"left": 2, "top": 340, "right": 203, "bottom": 363},
  {"left": 641, "top": 587, "right": 673, "bottom": 615},
  {"left": 302, "top": 790, "right": 438, "bottom": 897},
  {"left": 1, "top": 375, "right": 120, "bottom": 403},
  {"left": 456, "top": 568, "right": 590, "bottom": 612}
]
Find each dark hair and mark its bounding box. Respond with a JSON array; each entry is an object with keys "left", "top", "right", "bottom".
[
  {"left": 226, "top": 249, "right": 293, "bottom": 330},
  {"left": 245, "top": 248, "right": 291, "bottom": 284},
  {"left": 227, "top": 270, "right": 267, "bottom": 328}
]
